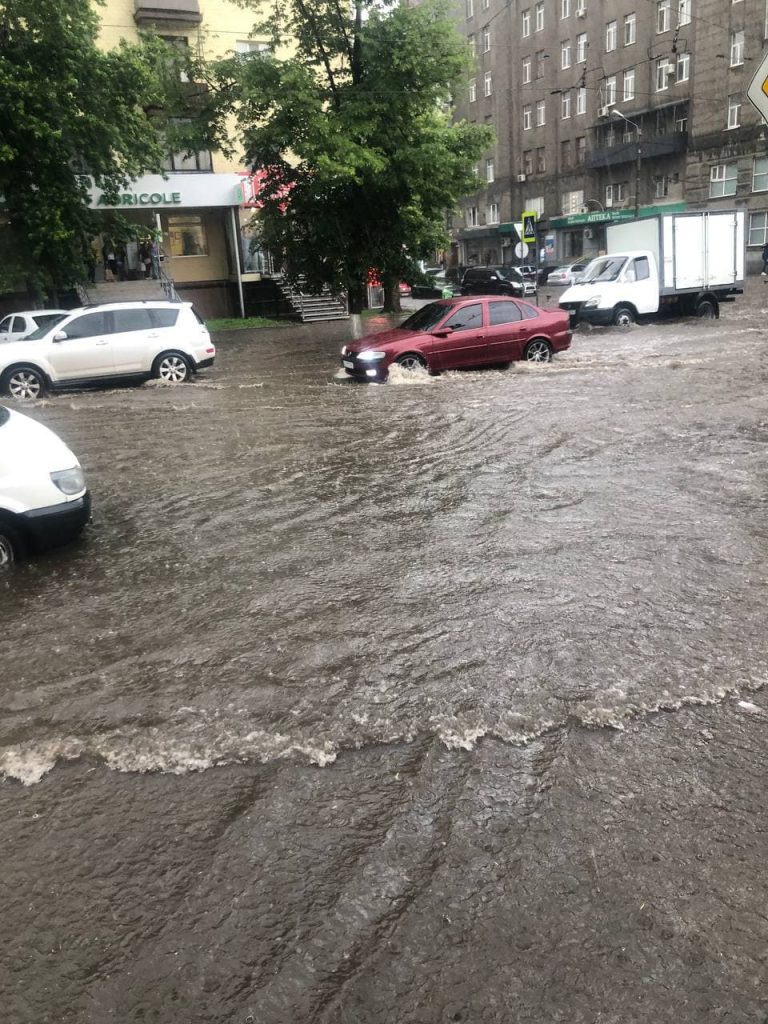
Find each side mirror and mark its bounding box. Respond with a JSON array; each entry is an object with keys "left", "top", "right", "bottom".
[
  {"left": 433, "top": 327, "right": 453, "bottom": 338},
  {"left": 53, "top": 331, "right": 68, "bottom": 342}
]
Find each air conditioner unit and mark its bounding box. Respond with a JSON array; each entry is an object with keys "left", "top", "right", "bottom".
[
  {"left": 516, "top": 173, "right": 527, "bottom": 182},
  {"left": 598, "top": 105, "right": 610, "bottom": 117},
  {"left": 576, "top": 8, "right": 586, "bottom": 17}
]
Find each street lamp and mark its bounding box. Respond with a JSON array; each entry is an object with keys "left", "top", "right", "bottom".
[{"left": 611, "top": 108, "right": 642, "bottom": 217}]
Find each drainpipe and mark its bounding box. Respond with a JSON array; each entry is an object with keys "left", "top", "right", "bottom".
[{"left": 230, "top": 207, "right": 246, "bottom": 319}]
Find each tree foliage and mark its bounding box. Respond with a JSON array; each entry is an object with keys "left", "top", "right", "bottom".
[
  {"left": 209, "top": 0, "right": 493, "bottom": 312},
  {"left": 0, "top": 0, "right": 186, "bottom": 299}
]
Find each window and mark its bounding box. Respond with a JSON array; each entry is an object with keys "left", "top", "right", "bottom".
[
  {"left": 486, "top": 157, "right": 495, "bottom": 181},
  {"left": 536, "top": 50, "right": 546, "bottom": 78},
  {"left": 168, "top": 215, "right": 208, "bottom": 256},
  {"left": 624, "top": 12, "right": 636, "bottom": 45},
  {"left": 524, "top": 196, "right": 545, "bottom": 216},
  {"left": 561, "top": 40, "right": 572, "bottom": 69},
  {"left": 561, "top": 139, "right": 572, "bottom": 168},
  {"left": 753, "top": 156, "right": 768, "bottom": 191},
  {"left": 576, "top": 86, "right": 587, "bottom": 114},
  {"left": 466, "top": 0, "right": 474, "bottom": 17},
  {"left": 562, "top": 189, "right": 584, "bottom": 214},
  {"left": 489, "top": 301, "right": 522, "bottom": 326},
  {"left": 749, "top": 212, "right": 768, "bottom": 245},
  {"left": 605, "top": 20, "right": 617, "bottom": 51},
  {"left": 482, "top": 26, "right": 491, "bottom": 51},
  {"left": 730, "top": 31, "right": 744, "bottom": 67},
  {"left": 576, "top": 33, "right": 587, "bottom": 62},
  {"left": 678, "top": 0, "right": 691, "bottom": 25},
  {"left": 535, "top": 1, "right": 544, "bottom": 31},
  {"left": 561, "top": 91, "right": 572, "bottom": 118},
  {"left": 536, "top": 99, "right": 546, "bottom": 125},
  {"left": 482, "top": 0, "right": 490, "bottom": 8},
  {"left": 656, "top": 58, "right": 672, "bottom": 91},
  {"left": 655, "top": 175, "right": 669, "bottom": 198},
  {"left": 604, "top": 75, "right": 617, "bottom": 106},
  {"left": 657, "top": 0, "right": 671, "bottom": 32},
  {"left": 484, "top": 71, "right": 492, "bottom": 95},
  {"left": 113, "top": 309, "right": 154, "bottom": 333},
  {"left": 522, "top": 55, "right": 532, "bottom": 82},
  {"left": 522, "top": 8, "right": 531, "bottom": 35},
  {"left": 631, "top": 256, "right": 650, "bottom": 280},
  {"left": 676, "top": 52, "right": 690, "bottom": 82},
  {"left": 606, "top": 182, "right": 626, "bottom": 204},
  {"left": 561, "top": 0, "right": 570, "bottom": 17},
  {"left": 65, "top": 312, "right": 109, "bottom": 339},
  {"left": 235, "top": 40, "right": 271, "bottom": 56},
  {"left": 466, "top": 206, "right": 479, "bottom": 226},
  {"left": 727, "top": 94, "right": 741, "bottom": 129},
  {"left": 444, "top": 304, "right": 483, "bottom": 331},
  {"left": 523, "top": 105, "right": 533, "bottom": 129},
  {"left": 469, "top": 78, "right": 477, "bottom": 102},
  {"left": 536, "top": 146, "right": 546, "bottom": 172},
  {"left": 487, "top": 202, "right": 499, "bottom": 223},
  {"left": 523, "top": 150, "right": 534, "bottom": 174},
  {"left": 150, "top": 308, "right": 179, "bottom": 328},
  {"left": 710, "top": 163, "right": 738, "bottom": 198},
  {"left": 472, "top": 162, "right": 480, "bottom": 177},
  {"left": 576, "top": 136, "right": 586, "bottom": 164},
  {"left": 468, "top": 35, "right": 476, "bottom": 56},
  {"left": 623, "top": 68, "right": 636, "bottom": 101},
  {"left": 575, "top": 0, "right": 586, "bottom": 13}
]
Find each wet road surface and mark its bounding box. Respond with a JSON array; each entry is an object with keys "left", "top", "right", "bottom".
[{"left": 2, "top": 284, "right": 768, "bottom": 1021}]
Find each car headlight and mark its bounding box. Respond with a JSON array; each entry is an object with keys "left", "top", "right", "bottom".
[
  {"left": 340, "top": 345, "right": 348, "bottom": 356},
  {"left": 583, "top": 296, "right": 602, "bottom": 309},
  {"left": 357, "top": 350, "right": 386, "bottom": 362},
  {"left": 51, "top": 466, "right": 85, "bottom": 495}
]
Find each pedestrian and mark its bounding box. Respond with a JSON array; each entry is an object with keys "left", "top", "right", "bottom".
[
  {"left": 761, "top": 242, "right": 768, "bottom": 276},
  {"left": 150, "top": 238, "right": 161, "bottom": 279},
  {"left": 102, "top": 241, "right": 117, "bottom": 281},
  {"left": 139, "top": 240, "right": 151, "bottom": 279}
]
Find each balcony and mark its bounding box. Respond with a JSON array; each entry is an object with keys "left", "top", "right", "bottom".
[
  {"left": 134, "top": 0, "right": 201, "bottom": 25},
  {"left": 586, "top": 132, "right": 688, "bottom": 169}
]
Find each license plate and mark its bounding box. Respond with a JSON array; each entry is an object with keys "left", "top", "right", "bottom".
[{"left": 343, "top": 360, "right": 354, "bottom": 369}]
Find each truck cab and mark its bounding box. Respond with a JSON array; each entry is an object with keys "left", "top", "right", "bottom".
[{"left": 559, "top": 251, "right": 660, "bottom": 326}]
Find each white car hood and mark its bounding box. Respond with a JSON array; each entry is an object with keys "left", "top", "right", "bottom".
[
  {"left": 0, "top": 407, "right": 80, "bottom": 474},
  {"left": 559, "top": 281, "right": 595, "bottom": 303}
]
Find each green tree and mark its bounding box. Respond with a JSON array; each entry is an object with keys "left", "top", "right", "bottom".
[
  {"left": 0, "top": 0, "right": 186, "bottom": 301},
  {"left": 209, "top": 0, "right": 492, "bottom": 313}
]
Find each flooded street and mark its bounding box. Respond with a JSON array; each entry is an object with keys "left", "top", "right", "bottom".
[{"left": 3, "top": 286, "right": 768, "bottom": 1022}]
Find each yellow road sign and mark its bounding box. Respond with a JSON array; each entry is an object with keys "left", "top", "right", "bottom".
[{"left": 747, "top": 51, "right": 768, "bottom": 121}]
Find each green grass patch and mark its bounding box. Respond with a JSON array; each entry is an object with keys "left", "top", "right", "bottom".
[{"left": 207, "top": 315, "right": 287, "bottom": 331}]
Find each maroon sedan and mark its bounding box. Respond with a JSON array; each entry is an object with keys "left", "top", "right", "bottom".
[{"left": 341, "top": 296, "right": 571, "bottom": 380}]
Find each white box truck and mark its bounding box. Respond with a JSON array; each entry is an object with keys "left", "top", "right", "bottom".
[{"left": 558, "top": 210, "right": 744, "bottom": 327}]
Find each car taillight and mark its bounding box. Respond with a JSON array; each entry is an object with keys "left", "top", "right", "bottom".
[{"left": 206, "top": 347, "right": 215, "bottom": 353}]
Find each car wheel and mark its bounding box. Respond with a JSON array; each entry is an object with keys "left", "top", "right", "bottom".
[
  {"left": 395, "top": 353, "right": 427, "bottom": 372},
  {"left": 1, "top": 365, "right": 46, "bottom": 401},
  {"left": 0, "top": 522, "right": 24, "bottom": 568},
  {"left": 613, "top": 305, "right": 636, "bottom": 327},
  {"left": 695, "top": 299, "right": 717, "bottom": 319},
  {"left": 153, "top": 351, "right": 191, "bottom": 383},
  {"left": 524, "top": 338, "right": 553, "bottom": 363}
]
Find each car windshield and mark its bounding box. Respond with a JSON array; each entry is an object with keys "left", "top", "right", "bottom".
[
  {"left": 24, "top": 314, "right": 67, "bottom": 340},
  {"left": 32, "top": 313, "right": 66, "bottom": 330},
  {"left": 497, "top": 267, "right": 521, "bottom": 280},
  {"left": 580, "top": 257, "right": 627, "bottom": 283},
  {"left": 400, "top": 302, "right": 449, "bottom": 332}
]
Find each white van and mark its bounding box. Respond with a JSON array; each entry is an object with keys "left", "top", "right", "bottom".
[{"left": 0, "top": 406, "right": 90, "bottom": 566}]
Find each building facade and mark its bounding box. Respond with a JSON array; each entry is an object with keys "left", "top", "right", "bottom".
[{"left": 450, "top": 0, "right": 768, "bottom": 272}]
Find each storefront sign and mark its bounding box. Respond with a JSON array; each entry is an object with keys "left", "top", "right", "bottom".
[{"left": 96, "top": 192, "right": 182, "bottom": 207}]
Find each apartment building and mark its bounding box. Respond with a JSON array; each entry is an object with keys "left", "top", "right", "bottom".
[
  {"left": 91, "top": 0, "right": 272, "bottom": 315},
  {"left": 451, "top": 0, "right": 768, "bottom": 271}
]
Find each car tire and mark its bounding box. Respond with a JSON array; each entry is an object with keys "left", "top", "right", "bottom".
[
  {"left": 395, "top": 353, "right": 427, "bottom": 372},
  {"left": 695, "top": 298, "right": 717, "bottom": 319},
  {"left": 523, "top": 338, "right": 553, "bottom": 363},
  {"left": 613, "top": 305, "right": 636, "bottom": 327},
  {"left": 1, "top": 365, "right": 47, "bottom": 401},
  {"left": 0, "top": 520, "right": 24, "bottom": 568},
  {"left": 152, "top": 351, "right": 191, "bottom": 383}
]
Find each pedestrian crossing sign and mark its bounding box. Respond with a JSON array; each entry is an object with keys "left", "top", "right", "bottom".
[
  {"left": 747, "top": 51, "right": 768, "bottom": 122},
  {"left": 522, "top": 211, "right": 537, "bottom": 243}
]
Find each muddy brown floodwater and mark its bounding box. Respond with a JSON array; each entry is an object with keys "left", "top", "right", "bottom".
[{"left": 2, "top": 282, "right": 768, "bottom": 1023}]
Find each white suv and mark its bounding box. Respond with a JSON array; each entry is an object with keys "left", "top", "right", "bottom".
[{"left": 0, "top": 301, "right": 215, "bottom": 401}]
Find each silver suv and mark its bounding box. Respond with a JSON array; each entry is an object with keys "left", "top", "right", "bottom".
[{"left": 0, "top": 301, "right": 215, "bottom": 401}]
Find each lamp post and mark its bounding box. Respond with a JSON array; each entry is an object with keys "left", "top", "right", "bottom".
[{"left": 611, "top": 108, "right": 642, "bottom": 217}]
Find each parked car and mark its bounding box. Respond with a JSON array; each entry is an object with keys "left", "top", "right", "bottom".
[
  {"left": 461, "top": 265, "right": 537, "bottom": 298},
  {"left": 0, "top": 310, "right": 67, "bottom": 343},
  {"left": 411, "top": 269, "right": 456, "bottom": 299},
  {"left": 516, "top": 264, "right": 539, "bottom": 281},
  {"left": 398, "top": 282, "right": 412, "bottom": 298},
  {"left": 0, "top": 405, "right": 90, "bottom": 566},
  {"left": 340, "top": 296, "right": 571, "bottom": 380},
  {"left": 546, "top": 260, "right": 592, "bottom": 286},
  {"left": 0, "top": 300, "right": 215, "bottom": 401}
]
